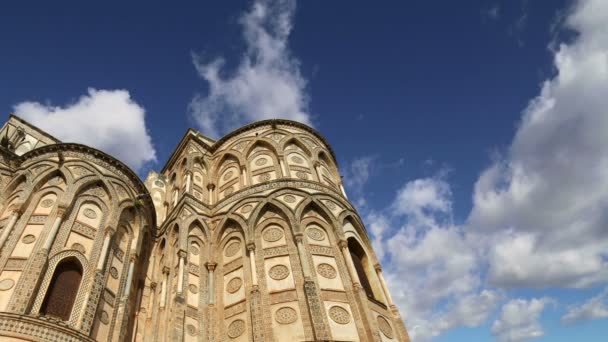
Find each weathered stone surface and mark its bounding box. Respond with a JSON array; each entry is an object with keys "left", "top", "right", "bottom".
[{"left": 0, "top": 116, "right": 410, "bottom": 341}]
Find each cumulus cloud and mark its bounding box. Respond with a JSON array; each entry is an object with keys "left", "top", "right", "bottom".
[
  {"left": 189, "top": 0, "right": 310, "bottom": 138},
  {"left": 561, "top": 288, "right": 608, "bottom": 324},
  {"left": 469, "top": 0, "right": 608, "bottom": 289},
  {"left": 369, "top": 177, "right": 498, "bottom": 341},
  {"left": 13, "top": 88, "right": 156, "bottom": 172},
  {"left": 492, "top": 298, "right": 553, "bottom": 342}
]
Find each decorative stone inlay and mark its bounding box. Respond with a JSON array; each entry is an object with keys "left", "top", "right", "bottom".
[
  {"left": 223, "top": 171, "right": 234, "bottom": 181},
  {"left": 275, "top": 307, "right": 298, "bottom": 324},
  {"left": 263, "top": 227, "right": 284, "bottom": 242},
  {"left": 290, "top": 155, "right": 304, "bottom": 164},
  {"left": 190, "top": 245, "right": 199, "bottom": 255},
  {"left": 40, "top": 199, "right": 54, "bottom": 208},
  {"left": 154, "top": 180, "right": 164, "bottom": 187},
  {"left": 284, "top": 195, "right": 296, "bottom": 203},
  {"left": 296, "top": 171, "right": 308, "bottom": 179},
  {"left": 186, "top": 324, "right": 197, "bottom": 336},
  {"left": 329, "top": 306, "right": 351, "bottom": 324},
  {"left": 194, "top": 175, "right": 202, "bottom": 183},
  {"left": 224, "top": 186, "right": 234, "bottom": 196},
  {"left": 268, "top": 264, "right": 290, "bottom": 280},
  {"left": 71, "top": 243, "right": 85, "bottom": 254},
  {"left": 306, "top": 227, "right": 325, "bottom": 241},
  {"left": 226, "top": 277, "right": 243, "bottom": 293},
  {"left": 194, "top": 191, "right": 202, "bottom": 199},
  {"left": 100, "top": 310, "right": 110, "bottom": 324},
  {"left": 110, "top": 267, "right": 119, "bottom": 279},
  {"left": 241, "top": 204, "right": 253, "bottom": 213},
  {"left": 259, "top": 173, "right": 271, "bottom": 182},
  {"left": 227, "top": 319, "right": 245, "bottom": 338},
  {"left": 325, "top": 201, "right": 337, "bottom": 210},
  {"left": 83, "top": 208, "right": 97, "bottom": 219},
  {"left": 377, "top": 315, "right": 394, "bottom": 338},
  {"left": 0, "top": 279, "right": 15, "bottom": 291},
  {"left": 189, "top": 284, "right": 198, "bottom": 294},
  {"left": 225, "top": 241, "right": 241, "bottom": 257},
  {"left": 255, "top": 158, "right": 268, "bottom": 166},
  {"left": 316, "top": 263, "right": 337, "bottom": 279},
  {"left": 22, "top": 234, "right": 36, "bottom": 244}
]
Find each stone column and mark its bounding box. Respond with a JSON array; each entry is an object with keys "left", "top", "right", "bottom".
[
  {"left": 314, "top": 161, "right": 323, "bottom": 182},
  {"left": 241, "top": 166, "right": 249, "bottom": 186},
  {"left": 97, "top": 228, "right": 113, "bottom": 271},
  {"left": 246, "top": 242, "right": 258, "bottom": 286},
  {"left": 294, "top": 233, "right": 311, "bottom": 278},
  {"left": 185, "top": 171, "right": 192, "bottom": 193},
  {"left": 123, "top": 255, "right": 136, "bottom": 299},
  {"left": 247, "top": 242, "right": 264, "bottom": 342},
  {"left": 177, "top": 250, "right": 186, "bottom": 296},
  {"left": 160, "top": 266, "right": 169, "bottom": 308},
  {"left": 374, "top": 263, "right": 395, "bottom": 308},
  {"left": 147, "top": 282, "right": 156, "bottom": 319},
  {"left": 279, "top": 156, "right": 288, "bottom": 177},
  {"left": 0, "top": 207, "right": 21, "bottom": 252},
  {"left": 42, "top": 206, "right": 67, "bottom": 251},
  {"left": 208, "top": 184, "right": 215, "bottom": 206},
  {"left": 339, "top": 239, "right": 360, "bottom": 286},
  {"left": 206, "top": 262, "right": 216, "bottom": 305}
]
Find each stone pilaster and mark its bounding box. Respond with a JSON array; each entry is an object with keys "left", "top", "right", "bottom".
[
  {"left": 303, "top": 279, "right": 331, "bottom": 341},
  {"left": 250, "top": 285, "right": 265, "bottom": 342}
]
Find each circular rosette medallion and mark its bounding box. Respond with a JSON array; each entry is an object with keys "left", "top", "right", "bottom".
[
  {"left": 268, "top": 264, "right": 290, "bottom": 280},
  {"left": 275, "top": 307, "right": 298, "bottom": 324}
]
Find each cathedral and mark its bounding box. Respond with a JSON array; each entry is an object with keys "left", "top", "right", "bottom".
[{"left": 0, "top": 115, "right": 410, "bottom": 342}]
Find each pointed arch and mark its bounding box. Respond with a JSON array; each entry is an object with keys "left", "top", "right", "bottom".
[
  {"left": 215, "top": 153, "right": 242, "bottom": 202},
  {"left": 244, "top": 139, "right": 279, "bottom": 159},
  {"left": 282, "top": 137, "right": 313, "bottom": 157}
]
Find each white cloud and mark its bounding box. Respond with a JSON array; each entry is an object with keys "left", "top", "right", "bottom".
[
  {"left": 492, "top": 298, "right": 553, "bottom": 342},
  {"left": 343, "top": 156, "right": 375, "bottom": 208},
  {"left": 469, "top": 0, "right": 608, "bottom": 289},
  {"left": 370, "top": 177, "right": 496, "bottom": 341},
  {"left": 13, "top": 88, "right": 156, "bottom": 172},
  {"left": 561, "top": 288, "right": 608, "bottom": 324},
  {"left": 189, "top": 0, "right": 310, "bottom": 138}
]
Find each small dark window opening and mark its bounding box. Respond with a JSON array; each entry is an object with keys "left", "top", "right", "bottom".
[
  {"left": 41, "top": 259, "right": 83, "bottom": 321},
  {"left": 348, "top": 238, "right": 375, "bottom": 300}
]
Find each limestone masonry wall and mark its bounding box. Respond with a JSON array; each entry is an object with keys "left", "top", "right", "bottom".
[{"left": 0, "top": 115, "right": 410, "bottom": 342}]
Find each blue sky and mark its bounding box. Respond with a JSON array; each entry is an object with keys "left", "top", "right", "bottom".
[{"left": 2, "top": 1, "right": 608, "bottom": 341}]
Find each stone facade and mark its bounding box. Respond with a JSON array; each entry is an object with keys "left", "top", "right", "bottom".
[{"left": 0, "top": 115, "right": 410, "bottom": 341}]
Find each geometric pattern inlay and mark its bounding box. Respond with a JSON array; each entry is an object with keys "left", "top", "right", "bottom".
[
  {"left": 316, "top": 263, "right": 337, "bottom": 279},
  {"left": 329, "top": 306, "right": 351, "bottom": 325},
  {"left": 268, "top": 265, "right": 290, "bottom": 281},
  {"left": 274, "top": 307, "right": 297, "bottom": 324}
]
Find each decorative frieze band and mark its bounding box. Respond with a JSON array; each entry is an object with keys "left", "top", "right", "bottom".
[
  {"left": 263, "top": 246, "right": 289, "bottom": 258},
  {"left": 308, "top": 245, "right": 334, "bottom": 257},
  {"left": 72, "top": 221, "right": 96, "bottom": 239}
]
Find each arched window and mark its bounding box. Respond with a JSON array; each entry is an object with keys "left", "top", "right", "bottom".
[
  {"left": 41, "top": 259, "right": 83, "bottom": 320},
  {"left": 348, "top": 238, "right": 376, "bottom": 300}
]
